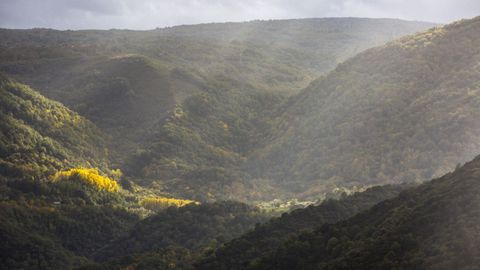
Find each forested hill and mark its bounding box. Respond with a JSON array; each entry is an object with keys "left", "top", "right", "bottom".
[
  {"left": 2, "top": 15, "right": 480, "bottom": 270},
  {"left": 149, "top": 18, "right": 436, "bottom": 75},
  {"left": 0, "top": 75, "right": 110, "bottom": 179},
  {"left": 197, "top": 184, "right": 410, "bottom": 270},
  {"left": 247, "top": 16, "right": 480, "bottom": 196},
  {"left": 0, "top": 18, "right": 435, "bottom": 86},
  {"left": 0, "top": 18, "right": 434, "bottom": 201},
  {"left": 242, "top": 153, "right": 480, "bottom": 270}
]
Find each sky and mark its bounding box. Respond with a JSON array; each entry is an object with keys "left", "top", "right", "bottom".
[{"left": 0, "top": 0, "right": 479, "bottom": 30}]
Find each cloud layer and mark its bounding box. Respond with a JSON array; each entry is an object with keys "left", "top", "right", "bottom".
[{"left": 0, "top": 0, "right": 479, "bottom": 30}]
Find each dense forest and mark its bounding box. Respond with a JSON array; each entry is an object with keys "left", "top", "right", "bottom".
[
  {"left": 226, "top": 154, "right": 480, "bottom": 270},
  {"left": 0, "top": 75, "right": 110, "bottom": 180},
  {"left": 0, "top": 18, "right": 434, "bottom": 201},
  {"left": 2, "top": 14, "right": 480, "bottom": 270},
  {"left": 197, "top": 184, "right": 410, "bottom": 269},
  {"left": 0, "top": 75, "right": 267, "bottom": 268},
  {"left": 247, "top": 16, "right": 480, "bottom": 196}
]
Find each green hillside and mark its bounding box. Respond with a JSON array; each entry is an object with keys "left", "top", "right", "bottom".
[
  {"left": 243, "top": 154, "right": 480, "bottom": 270},
  {"left": 0, "top": 18, "right": 435, "bottom": 93},
  {"left": 0, "top": 18, "right": 434, "bottom": 201},
  {"left": 2, "top": 15, "right": 480, "bottom": 270},
  {"left": 73, "top": 184, "right": 409, "bottom": 270},
  {"left": 0, "top": 76, "right": 268, "bottom": 269},
  {"left": 197, "top": 184, "right": 409, "bottom": 270},
  {"left": 96, "top": 201, "right": 268, "bottom": 262},
  {"left": 0, "top": 200, "right": 138, "bottom": 270},
  {"left": 0, "top": 75, "right": 109, "bottom": 179},
  {"left": 126, "top": 78, "right": 286, "bottom": 201},
  {"left": 248, "top": 16, "right": 480, "bottom": 196},
  {"left": 0, "top": 194, "right": 266, "bottom": 269}
]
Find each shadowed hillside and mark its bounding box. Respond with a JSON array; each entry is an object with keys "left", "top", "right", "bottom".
[
  {"left": 96, "top": 201, "right": 268, "bottom": 262},
  {"left": 75, "top": 184, "right": 410, "bottom": 270},
  {"left": 241, "top": 153, "right": 480, "bottom": 270},
  {"left": 197, "top": 184, "right": 410, "bottom": 270}
]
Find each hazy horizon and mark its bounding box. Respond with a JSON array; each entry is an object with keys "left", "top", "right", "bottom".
[
  {"left": 0, "top": 16, "right": 440, "bottom": 31},
  {"left": 0, "top": 0, "right": 478, "bottom": 30}
]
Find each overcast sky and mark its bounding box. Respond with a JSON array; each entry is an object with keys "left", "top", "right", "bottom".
[{"left": 0, "top": 0, "right": 479, "bottom": 30}]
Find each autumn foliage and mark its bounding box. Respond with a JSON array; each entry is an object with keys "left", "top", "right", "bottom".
[
  {"left": 50, "top": 168, "right": 120, "bottom": 192},
  {"left": 140, "top": 196, "right": 197, "bottom": 210}
]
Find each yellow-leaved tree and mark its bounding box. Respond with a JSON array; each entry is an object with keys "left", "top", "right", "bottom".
[
  {"left": 140, "top": 196, "right": 197, "bottom": 211},
  {"left": 50, "top": 168, "right": 120, "bottom": 192}
]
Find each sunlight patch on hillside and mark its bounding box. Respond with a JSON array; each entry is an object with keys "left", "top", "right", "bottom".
[{"left": 50, "top": 168, "right": 120, "bottom": 192}]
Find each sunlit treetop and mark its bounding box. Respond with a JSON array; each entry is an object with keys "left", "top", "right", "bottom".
[
  {"left": 50, "top": 168, "right": 120, "bottom": 192},
  {"left": 140, "top": 196, "right": 198, "bottom": 210}
]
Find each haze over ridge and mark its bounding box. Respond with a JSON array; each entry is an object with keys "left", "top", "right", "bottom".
[{"left": 1, "top": 0, "right": 479, "bottom": 30}]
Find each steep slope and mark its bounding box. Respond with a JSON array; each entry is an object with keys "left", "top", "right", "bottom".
[
  {"left": 127, "top": 80, "right": 285, "bottom": 201},
  {"left": 248, "top": 17, "right": 480, "bottom": 196},
  {"left": 197, "top": 184, "right": 409, "bottom": 270},
  {"left": 96, "top": 201, "right": 268, "bottom": 262},
  {"left": 35, "top": 55, "right": 180, "bottom": 130},
  {"left": 0, "top": 201, "right": 138, "bottom": 270},
  {"left": 245, "top": 154, "right": 480, "bottom": 270},
  {"left": 0, "top": 75, "right": 109, "bottom": 179}
]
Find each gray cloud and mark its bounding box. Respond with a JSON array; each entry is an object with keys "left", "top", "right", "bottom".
[{"left": 0, "top": 0, "right": 479, "bottom": 30}]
